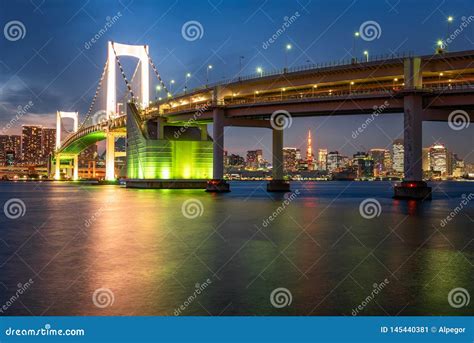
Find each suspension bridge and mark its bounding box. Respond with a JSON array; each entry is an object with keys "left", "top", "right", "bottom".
[{"left": 54, "top": 41, "right": 474, "bottom": 198}]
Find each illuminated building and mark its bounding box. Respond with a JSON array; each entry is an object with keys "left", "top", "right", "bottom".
[
  {"left": 352, "top": 152, "right": 374, "bottom": 178},
  {"left": 430, "top": 144, "right": 447, "bottom": 176},
  {"left": 422, "top": 148, "right": 430, "bottom": 172},
  {"left": 392, "top": 139, "right": 404, "bottom": 173},
  {"left": 42, "top": 128, "right": 56, "bottom": 161},
  {"left": 21, "top": 125, "right": 43, "bottom": 165},
  {"left": 318, "top": 148, "right": 328, "bottom": 171},
  {"left": 327, "top": 151, "right": 344, "bottom": 172},
  {"left": 246, "top": 150, "right": 263, "bottom": 170},
  {"left": 369, "top": 149, "right": 389, "bottom": 176},
  {"left": 283, "top": 147, "right": 300, "bottom": 172},
  {"left": 306, "top": 130, "right": 314, "bottom": 170},
  {"left": 0, "top": 135, "right": 21, "bottom": 166}
]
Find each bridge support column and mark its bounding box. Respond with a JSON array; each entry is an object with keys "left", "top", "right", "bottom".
[
  {"left": 267, "top": 128, "right": 290, "bottom": 192},
  {"left": 105, "top": 133, "right": 115, "bottom": 181},
  {"left": 206, "top": 108, "right": 230, "bottom": 192},
  {"left": 394, "top": 94, "right": 431, "bottom": 200},
  {"left": 73, "top": 155, "right": 79, "bottom": 181},
  {"left": 54, "top": 155, "right": 61, "bottom": 180}
]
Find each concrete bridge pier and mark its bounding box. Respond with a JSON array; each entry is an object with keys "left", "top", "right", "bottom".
[
  {"left": 394, "top": 93, "right": 432, "bottom": 200},
  {"left": 105, "top": 132, "right": 116, "bottom": 181},
  {"left": 54, "top": 154, "right": 61, "bottom": 180},
  {"left": 73, "top": 155, "right": 79, "bottom": 181},
  {"left": 267, "top": 128, "right": 290, "bottom": 192},
  {"left": 394, "top": 57, "right": 431, "bottom": 200},
  {"left": 206, "top": 108, "right": 230, "bottom": 192}
]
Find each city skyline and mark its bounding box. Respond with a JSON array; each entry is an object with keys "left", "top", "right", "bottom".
[{"left": 1, "top": 1, "right": 473, "bottom": 163}]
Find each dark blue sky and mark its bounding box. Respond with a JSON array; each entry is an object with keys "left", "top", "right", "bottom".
[{"left": 0, "top": 0, "right": 473, "bottom": 161}]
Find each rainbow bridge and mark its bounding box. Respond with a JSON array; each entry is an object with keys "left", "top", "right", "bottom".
[{"left": 55, "top": 41, "right": 474, "bottom": 197}]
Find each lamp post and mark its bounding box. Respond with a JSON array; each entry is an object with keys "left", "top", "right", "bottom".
[
  {"left": 363, "top": 50, "right": 369, "bottom": 62},
  {"left": 285, "top": 44, "right": 292, "bottom": 71},
  {"left": 206, "top": 65, "right": 213, "bottom": 86},
  {"left": 185, "top": 73, "right": 191, "bottom": 94},
  {"left": 170, "top": 79, "right": 175, "bottom": 94},
  {"left": 155, "top": 85, "right": 162, "bottom": 100},
  {"left": 256, "top": 67, "right": 263, "bottom": 77},
  {"left": 353, "top": 32, "right": 359, "bottom": 60},
  {"left": 349, "top": 81, "right": 354, "bottom": 93},
  {"left": 446, "top": 16, "right": 453, "bottom": 51}
]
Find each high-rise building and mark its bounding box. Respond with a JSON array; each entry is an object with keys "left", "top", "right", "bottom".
[
  {"left": 327, "top": 151, "right": 344, "bottom": 172},
  {"left": 306, "top": 130, "right": 314, "bottom": 170},
  {"left": 318, "top": 148, "right": 328, "bottom": 171},
  {"left": 369, "top": 149, "right": 389, "bottom": 176},
  {"left": 21, "top": 125, "right": 43, "bottom": 165},
  {"left": 246, "top": 150, "right": 263, "bottom": 170},
  {"left": 353, "top": 152, "right": 374, "bottom": 178},
  {"left": 79, "top": 144, "right": 98, "bottom": 168},
  {"left": 392, "top": 139, "right": 404, "bottom": 174},
  {"left": 283, "top": 147, "right": 300, "bottom": 172},
  {"left": 0, "top": 135, "right": 22, "bottom": 166},
  {"left": 452, "top": 154, "right": 465, "bottom": 178},
  {"left": 42, "top": 128, "right": 56, "bottom": 160},
  {"left": 228, "top": 154, "right": 245, "bottom": 168},
  {"left": 430, "top": 144, "right": 447, "bottom": 176},
  {"left": 422, "top": 148, "right": 430, "bottom": 172}
]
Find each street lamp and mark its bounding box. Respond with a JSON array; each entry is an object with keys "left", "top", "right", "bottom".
[
  {"left": 170, "top": 79, "right": 175, "bottom": 93},
  {"left": 155, "top": 85, "right": 162, "bottom": 100},
  {"left": 256, "top": 67, "right": 263, "bottom": 77},
  {"left": 312, "top": 84, "right": 317, "bottom": 97},
  {"left": 350, "top": 81, "right": 354, "bottom": 93},
  {"left": 281, "top": 87, "right": 286, "bottom": 100},
  {"left": 353, "top": 31, "right": 360, "bottom": 59},
  {"left": 446, "top": 16, "right": 453, "bottom": 50},
  {"left": 285, "top": 44, "right": 292, "bottom": 70},
  {"left": 185, "top": 73, "right": 191, "bottom": 94},
  {"left": 206, "top": 65, "right": 213, "bottom": 85},
  {"left": 363, "top": 50, "right": 369, "bottom": 62}
]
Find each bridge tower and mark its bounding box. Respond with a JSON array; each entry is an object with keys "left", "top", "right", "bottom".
[
  {"left": 55, "top": 111, "right": 79, "bottom": 180},
  {"left": 105, "top": 41, "right": 150, "bottom": 181}
]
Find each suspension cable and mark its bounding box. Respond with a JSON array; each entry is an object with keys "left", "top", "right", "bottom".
[
  {"left": 144, "top": 47, "right": 170, "bottom": 96},
  {"left": 78, "top": 60, "right": 108, "bottom": 130}
]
